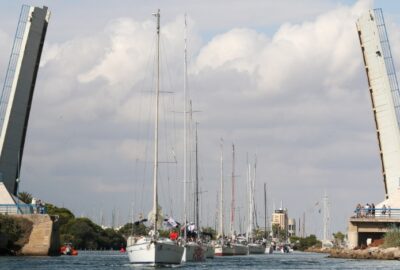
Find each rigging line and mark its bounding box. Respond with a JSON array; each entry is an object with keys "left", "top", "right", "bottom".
[
  {"left": 139, "top": 33, "right": 158, "bottom": 213},
  {"left": 170, "top": 78, "right": 178, "bottom": 218},
  {"left": 159, "top": 31, "right": 178, "bottom": 216},
  {"left": 133, "top": 34, "right": 156, "bottom": 214}
]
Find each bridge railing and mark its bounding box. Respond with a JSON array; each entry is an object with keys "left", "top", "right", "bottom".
[
  {"left": 0, "top": 204, "right": 47, "bottom": 215},
  {"left": 353, "top": 207, "right": 400, "bottom": 218}
]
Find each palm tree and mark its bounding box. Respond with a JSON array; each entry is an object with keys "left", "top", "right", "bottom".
[{"left": 18, "top": 191, "right": 32, "bottom": 204}]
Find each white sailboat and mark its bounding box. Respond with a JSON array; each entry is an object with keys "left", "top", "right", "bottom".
[
  {"left": 127, "top": 9, "right": 184, "bottom": 266},
  {"left": 247, "top": 157, "right": 265, "bottom": 254},
  {"left": 181, "top": 14, "right": 205, "bottom": 263}
]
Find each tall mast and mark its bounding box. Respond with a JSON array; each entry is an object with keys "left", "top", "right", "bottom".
[
  {"left": 247, "top": 157, "right": 253, "bottom": 242},
  {"left": 219, "top": 139, "right": 224, "bottom": 244},
  {"left": 152, "top": 9, "right": 160, "bottom": 238},
  {"left": 230, "top": 144, "right": 235, "bottom": 236},
  {"left": 264, "top": 183, "right": 267, "bottom": 240},
  {"left": 183, "top": 13, "right": 188, "bottom": 242},
  {"left": 195, "top": 123, "right": 199, "bottom": 232},
  {"left": 323, "top": 191, "right": 330, "bottom": 242},
  {"left": 253, "top": 156, "right": 258, "bottom": 229}
]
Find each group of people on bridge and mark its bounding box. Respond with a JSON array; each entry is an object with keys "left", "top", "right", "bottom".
[{"left": 354, "top": 203, "right": 391, "bottom": 218}]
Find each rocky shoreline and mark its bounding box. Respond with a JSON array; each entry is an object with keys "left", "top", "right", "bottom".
[{"left": 307, "top": 247, "right": 400, "bottom": 260}]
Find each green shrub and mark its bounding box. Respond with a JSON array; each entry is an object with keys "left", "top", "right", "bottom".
[
  {"left": 290, "top": 234, "right": 321, "bottom": 251},
  {"left": 383, "top": 227, "right": 400, "bottom": 248},
  {"left": 0, "top": 215, "right": 33, "bottom": 252}
]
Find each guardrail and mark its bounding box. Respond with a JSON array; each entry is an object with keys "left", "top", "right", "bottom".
[
  {"left": 353, "top": 207, "right": 400, "bottom": 218},
  {"left": 0, "top": 204, "right": 47, "bottom": 215}
]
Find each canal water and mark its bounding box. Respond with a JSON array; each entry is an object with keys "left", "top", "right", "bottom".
[{"left": 1, "top": 251, "right": 400, "bottom": 269}]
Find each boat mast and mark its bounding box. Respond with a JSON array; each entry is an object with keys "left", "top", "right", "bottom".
[
  {"left": 152, "top": 9, "right": 160, "bottom": 239},
  {"left": 195, "top": 123, "right": 199, "bottom": 233},
  {"left": 219, "top": 139, "right": 224, "bottom": 244},
  {"left": 253, "top": 155, "right": 258, "bottom": 229},
  {"left": 183, "top": 13, "right": 188, "bottom": 242},
  {"left": 230, "top": 144, "right": 235, "bottom": 236},
  {"left": 247, "top": 160, "right": 253, "bottom": 242},
  {"left": 264, "top": 182, "right": 267, "bottom": 240}
]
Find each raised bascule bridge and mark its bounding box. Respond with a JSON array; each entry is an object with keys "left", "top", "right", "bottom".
[
  {"left": 0, "top": 5, "right": 59, "bottom": 256},
  {"left": 0, "top": 5, "right": 49, "bottom": 203},
  {"left": 349, "top": 8, "right": 400, "bottom": 248}
]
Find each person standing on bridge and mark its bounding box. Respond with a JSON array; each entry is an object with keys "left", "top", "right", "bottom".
[{"left": 371, "top": 203, "right": 375, "bottom": 217}]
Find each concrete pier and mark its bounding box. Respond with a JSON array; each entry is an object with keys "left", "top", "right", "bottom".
[
  {"left": 348, "top": 217, "right": 400, "bottom": 249},
  {"left": 17, "top": 214, "right": 59, "bottom": 256}
]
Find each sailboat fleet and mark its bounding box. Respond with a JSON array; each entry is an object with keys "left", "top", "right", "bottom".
[{"left": 127, "top": 9, "right": 284, "bottom": 266}]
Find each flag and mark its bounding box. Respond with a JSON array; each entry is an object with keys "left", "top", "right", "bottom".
[{"left": 164, "top": 217, "right": 178, "bottom": 228}]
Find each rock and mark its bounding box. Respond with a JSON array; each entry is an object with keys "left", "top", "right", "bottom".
[{"left": 393, "top": 249, "right": 400, "bottom": 259}]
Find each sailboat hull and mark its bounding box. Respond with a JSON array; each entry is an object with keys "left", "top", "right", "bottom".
[
  {"left": 182, "top": 242, "right": 206, "bottom": 262},
  {"left": 205, "top": 243, "right": 215, "bottom": 258},
  {"left": 232, "top": 243, "right": 249, "bottom": 255},
  {"left": 215, "top": 245, "right": 235, "bottom": 256},
  {"left": 248, "top": 243, "right": 265, "bottom": 254},
  {"left": 127, "top": 238, "right": 184, "bottom": 266}
]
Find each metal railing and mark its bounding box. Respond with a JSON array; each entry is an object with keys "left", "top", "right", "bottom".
[
  {"left": 0, "top": 204, "right": 47, "bottom": 215},
  {"left": 353, "top": 207, "right": 400, "bottom": 218},
  {"left": 0, "top": 5, "right": 30, "bottom": 136},
  {"left": 373, "top": 8, "right": 400, "bottom": 128}
]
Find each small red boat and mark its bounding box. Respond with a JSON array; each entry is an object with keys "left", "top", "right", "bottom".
[{"left": 60, "top": 243, "right": 78, "bottom": 256}]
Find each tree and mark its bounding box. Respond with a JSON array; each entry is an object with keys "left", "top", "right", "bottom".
[
  {"left": 119, "top": 222, "right": 148, "bottom": 237},
  {"left": 272, "top": 224, "right": 287, "bottom": 241},
  {"left": 46, "top": 203, "right": 75, "bottom": 229},
  {"left": 201, "top": 227, "right": 217, "bottom": 240},
  {"left": 64, "top": 218, "right": 98, "bottom": 249},
  {"left": 253, "top": 228, "right": 269, "bottom": 240},
  {"left": 17, "top": 192, "right": 32, "bottom": 204},
  {"left": 332, "top": 231, "right": 345, "bottom": 246}
]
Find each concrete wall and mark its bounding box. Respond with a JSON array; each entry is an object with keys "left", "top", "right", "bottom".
[{"left": 17, "top": 214, "right": 59, "bottom": 256}]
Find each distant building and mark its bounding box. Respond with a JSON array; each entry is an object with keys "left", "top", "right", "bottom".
[
  {"left": 288, "top": 218, "right": 296, "bottom": 237},
  {"left": 271, "top": 208, "right": 288, "bottom": 232},
  {"left": 0, "top": 5, "right": 50, "bottom": 196}
]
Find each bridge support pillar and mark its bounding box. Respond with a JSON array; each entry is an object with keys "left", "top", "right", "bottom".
[{"left": 347, "top": 221, "right": 358, "bottom": 249}]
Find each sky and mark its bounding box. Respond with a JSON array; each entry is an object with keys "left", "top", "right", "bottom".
[{"left": 1, "top": 0, "right": 400, "bottom": 238}]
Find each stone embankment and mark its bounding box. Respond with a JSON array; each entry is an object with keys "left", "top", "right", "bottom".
[
  {"left": 305, "top": 247, "right": 331, "bottom": 254},
  {"left": 329, "top": 247, "right": 400, "bottom": 260},
  {"left": 20, "top": 214, "right": 60, "bottom": 256},
  {"left": 306, "top": 247, "right": 399, "bottom": 260}
]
